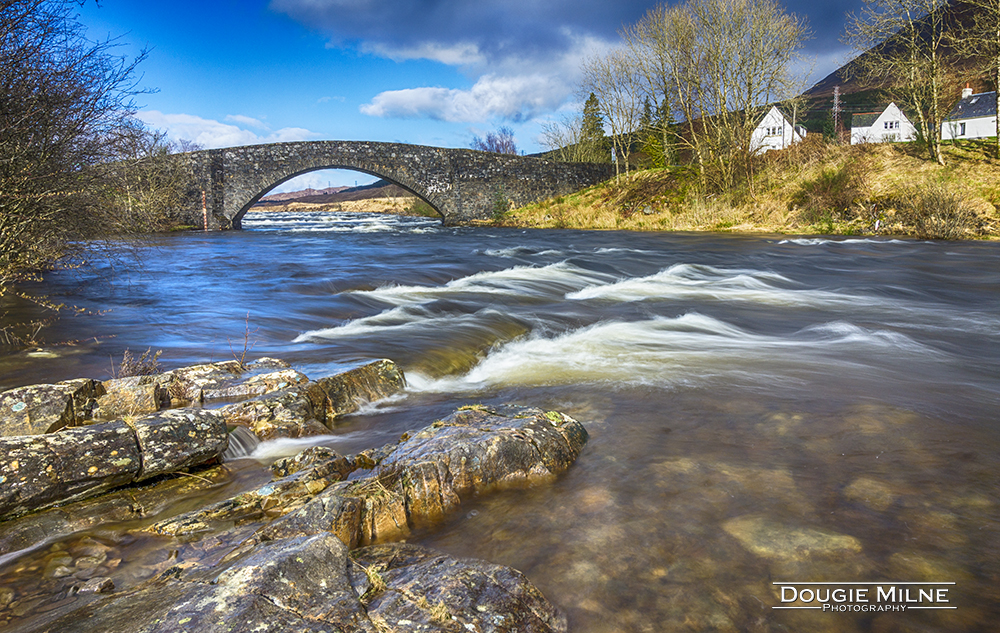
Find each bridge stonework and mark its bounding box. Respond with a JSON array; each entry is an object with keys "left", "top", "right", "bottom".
[{"left": 172, "top": 141, "right": 614, "bottom": 229}]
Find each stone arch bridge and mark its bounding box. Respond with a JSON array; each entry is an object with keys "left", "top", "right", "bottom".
[{"left": 172, "top": 141, "right": 614, "bottom": 229}]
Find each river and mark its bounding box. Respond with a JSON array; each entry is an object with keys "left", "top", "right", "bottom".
[{"left": 1, "top": 210, "right": 998, "bottom": 631}]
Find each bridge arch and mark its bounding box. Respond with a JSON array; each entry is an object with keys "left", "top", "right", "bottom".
[
  {"left": 173, "top": 140, "right": 614, "bottom": 229},
  {"left": 233, "top": 165, "right": 445, "bottom": 228}
]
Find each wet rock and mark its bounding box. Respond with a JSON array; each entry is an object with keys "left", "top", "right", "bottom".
[
  {"left": 75, "top": 577, "right": 114, "bottom": 594},
  {"left": 150, "top": 405, "right": 589, "bottom": 548},
  {"left": 354, "top": 543, "right": 568, "bottom": 632},
  {"left": 94, "top": 377, "right": 169, "bottom": 421},
  {"left": 217, "top": 383, "right": 331, "bottom": 440},
  {"left": 722, "top": 515, "right": 862, "bottom": 561},
  {"left": 0, "top": 379, "right": 104, "bottom": 436},
  {"left": 18, "top": 536, "right": 566, "bottom": 633},
  {"left": 269, "top": 446, "right": 344, "bottom": 477},
  {"left": 0, "top": 411, "right": 229, "bottom": 521},
  {"left": 313, "top": 359, "right": 406, "bottom": 423}
]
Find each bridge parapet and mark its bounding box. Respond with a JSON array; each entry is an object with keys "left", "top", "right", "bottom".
[{"left": 168, "top": 141, "right": 614, "bottom": 228}]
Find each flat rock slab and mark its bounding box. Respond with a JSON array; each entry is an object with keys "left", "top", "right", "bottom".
[
  {"left": 0, "top": 410, "right": 229, "bottom": 521},
  {"left": 0, "top": 422, "right": 140, "bottom": 520},
  {"left": 18, "top": 536, "right": 566, "bottom": 633}
]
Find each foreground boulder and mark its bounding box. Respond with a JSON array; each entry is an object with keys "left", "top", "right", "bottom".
[
  {"left": 149, "top": 405, "right": 589, "bottom": 546},
  {"left": 0, "top": 379, "right": 104, "bottom": 436},
  {"left": 0, "top": 410, "right": 228, "bottom": 521},
  {"left": 21, "top": 536, "right": 567, "bottom": 633}
]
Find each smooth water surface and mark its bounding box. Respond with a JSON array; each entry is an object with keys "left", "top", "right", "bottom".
[{"left": 1, "top": 211, "right": 998, "bottom": 631}]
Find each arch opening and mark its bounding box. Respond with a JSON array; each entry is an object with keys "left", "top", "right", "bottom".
[{"left": 234, "top": 166, "right": 445, "bottom": 229}]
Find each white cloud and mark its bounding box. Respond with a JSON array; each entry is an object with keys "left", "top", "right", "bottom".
[
  {"left": 360, "top": 74, "right": 567, "bottom": 122},
  {"left": 359, "top": 32, "right": 612, "bottom": 124},
  {"left": 225, "top": 114, "right": 270, "bottom": 129},
  {"left": 361, "top": 41, "right": 486, "bottom": 66},
  {"left": 138, "top": 111, "right": 321, "bottom": 148}
]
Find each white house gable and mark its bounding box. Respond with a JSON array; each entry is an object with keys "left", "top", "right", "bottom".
[
  {"left": 851, "top": 103, "right": 916, "bottom": 144},
  {"left": 750, "top": 106, "right": 804, "bottom": 154}
]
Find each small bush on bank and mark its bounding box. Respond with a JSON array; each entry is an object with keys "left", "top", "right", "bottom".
[
  {"left": 116, "top": 348, "right": 162, "bottom": 377},
  {"left": 884, "top": 185, "right": 989, "bottom": 240}
]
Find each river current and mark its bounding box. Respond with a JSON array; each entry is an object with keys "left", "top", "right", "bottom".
[{"left": 1, "top": 210, "right": 998, "bottom": 631}]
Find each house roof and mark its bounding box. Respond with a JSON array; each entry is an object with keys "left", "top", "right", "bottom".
[
  {"left": 851, "top": 112, "right": 881, "bottom": 128},
  {"left": 945, "top": 91, "right": 997, "bottom": 121}
]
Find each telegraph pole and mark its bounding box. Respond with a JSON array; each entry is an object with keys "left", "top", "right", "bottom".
[{"left": 833, "top": 86, "right": 842, "bottom": 143}]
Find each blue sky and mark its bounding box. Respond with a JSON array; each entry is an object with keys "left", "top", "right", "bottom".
[{"left": 76, "top": 0, "right": 862, "bottom": 192}]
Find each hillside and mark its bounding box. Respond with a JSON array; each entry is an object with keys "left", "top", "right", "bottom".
[
  {"left": 252, "top": 179, "right": 438, "bottom": 217},
  {"left": 254, "top": 180, "right": 411, "bottom": 206}
]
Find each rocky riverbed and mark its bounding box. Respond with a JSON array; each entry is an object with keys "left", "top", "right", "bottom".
[{"left": 0, "top": 358, "right": 588, "bottom": 632}]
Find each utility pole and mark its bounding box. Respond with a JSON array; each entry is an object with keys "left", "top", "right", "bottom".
[{"left": 833, "top": 86, "right": 842, "bottom": 143}]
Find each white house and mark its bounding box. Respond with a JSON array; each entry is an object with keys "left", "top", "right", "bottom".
[
  {"left": 750, "top": 106, "right": 806, "bottom": 154},
  {"left": 850, "top": 102, "right": 916, "bottom": 144},
  {"left": 942, "top": 87, "right": 997, "bottom": 140}
]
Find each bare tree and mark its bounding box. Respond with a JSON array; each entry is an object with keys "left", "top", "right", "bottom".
[
  {"left": 619, "top": 0, "right": 809, "bottom": 190},
  {"left": 470, "top": 126, "right": 519, "bottom": 155},
  {"left": 582, "top": 47, "right": 645, "bottom": 180},
  {"left": 953, "top": 0, "right": 1000, "bottom": 157},
  {"left": 0, "top": 0, "right": 153, "bottom": 286},
  {"left": 846, "top": 0, "right": 956, "bottom": 165}
]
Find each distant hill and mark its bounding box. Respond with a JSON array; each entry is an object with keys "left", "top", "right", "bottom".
[
  {"left": 797, "top": 0, "right": 987, "bottom": 131},
  {"left": 254, "top": 180, "right": 412, "bottom": 206}
]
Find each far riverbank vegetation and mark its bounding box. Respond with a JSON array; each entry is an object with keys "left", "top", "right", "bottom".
[{"left": 1, "top": 0, "right": 200, "bottom": 347}]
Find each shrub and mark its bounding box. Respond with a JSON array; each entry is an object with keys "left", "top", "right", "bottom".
[
  {"left": 888, "top": 185, "right": 986, "bottom": 240},
  {"left": 792, "top": 153, "right": 872, "bottom": 222},
  {"left": 117, "top": 348, "right": 162, "bottom": 377}
]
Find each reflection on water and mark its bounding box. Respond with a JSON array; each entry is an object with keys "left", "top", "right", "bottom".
[{"left": 0, "top": 210, "right": 998, "bottom": 631}]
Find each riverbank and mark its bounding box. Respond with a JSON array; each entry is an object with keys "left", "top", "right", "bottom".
[{"left": 497, "top": 139, "right": 1000, "bottom": 239}]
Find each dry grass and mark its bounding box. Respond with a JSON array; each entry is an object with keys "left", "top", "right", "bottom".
[{"left": 501, "top": 139, "right": 1000, "bottom": 239}]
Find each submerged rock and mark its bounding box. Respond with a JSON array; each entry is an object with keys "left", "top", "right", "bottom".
[
  {"left": 20, "top": 536, "right": 566, "bottom": 633},
  {"left": 722, "top": 515, "right": 862, "bottom": 561},
  {"left": 0, "top": 410, "right": 228, "bottom": 521},
  {"left": 0, "top": 379, "right": 103, "bottom": 436}
]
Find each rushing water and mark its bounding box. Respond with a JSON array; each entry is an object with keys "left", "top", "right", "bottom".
[{"left": 1, "top": 211, "right": 999, "bottom": 632}]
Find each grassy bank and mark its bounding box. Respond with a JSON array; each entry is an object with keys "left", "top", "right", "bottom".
[{"left": 497, "top": 138, "right": 1000, "bottom": 239}]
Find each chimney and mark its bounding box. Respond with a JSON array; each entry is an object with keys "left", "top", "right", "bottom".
[{"left": 962, "top": 84, "right": 974, "bottom": 99}]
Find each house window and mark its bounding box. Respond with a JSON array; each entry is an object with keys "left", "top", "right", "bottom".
[
  {"left": 960, "top": 122, "right": 966, "bottom": 136},
  {"left": 884, "top": 121, "right": 899, "bottom": 130}
]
